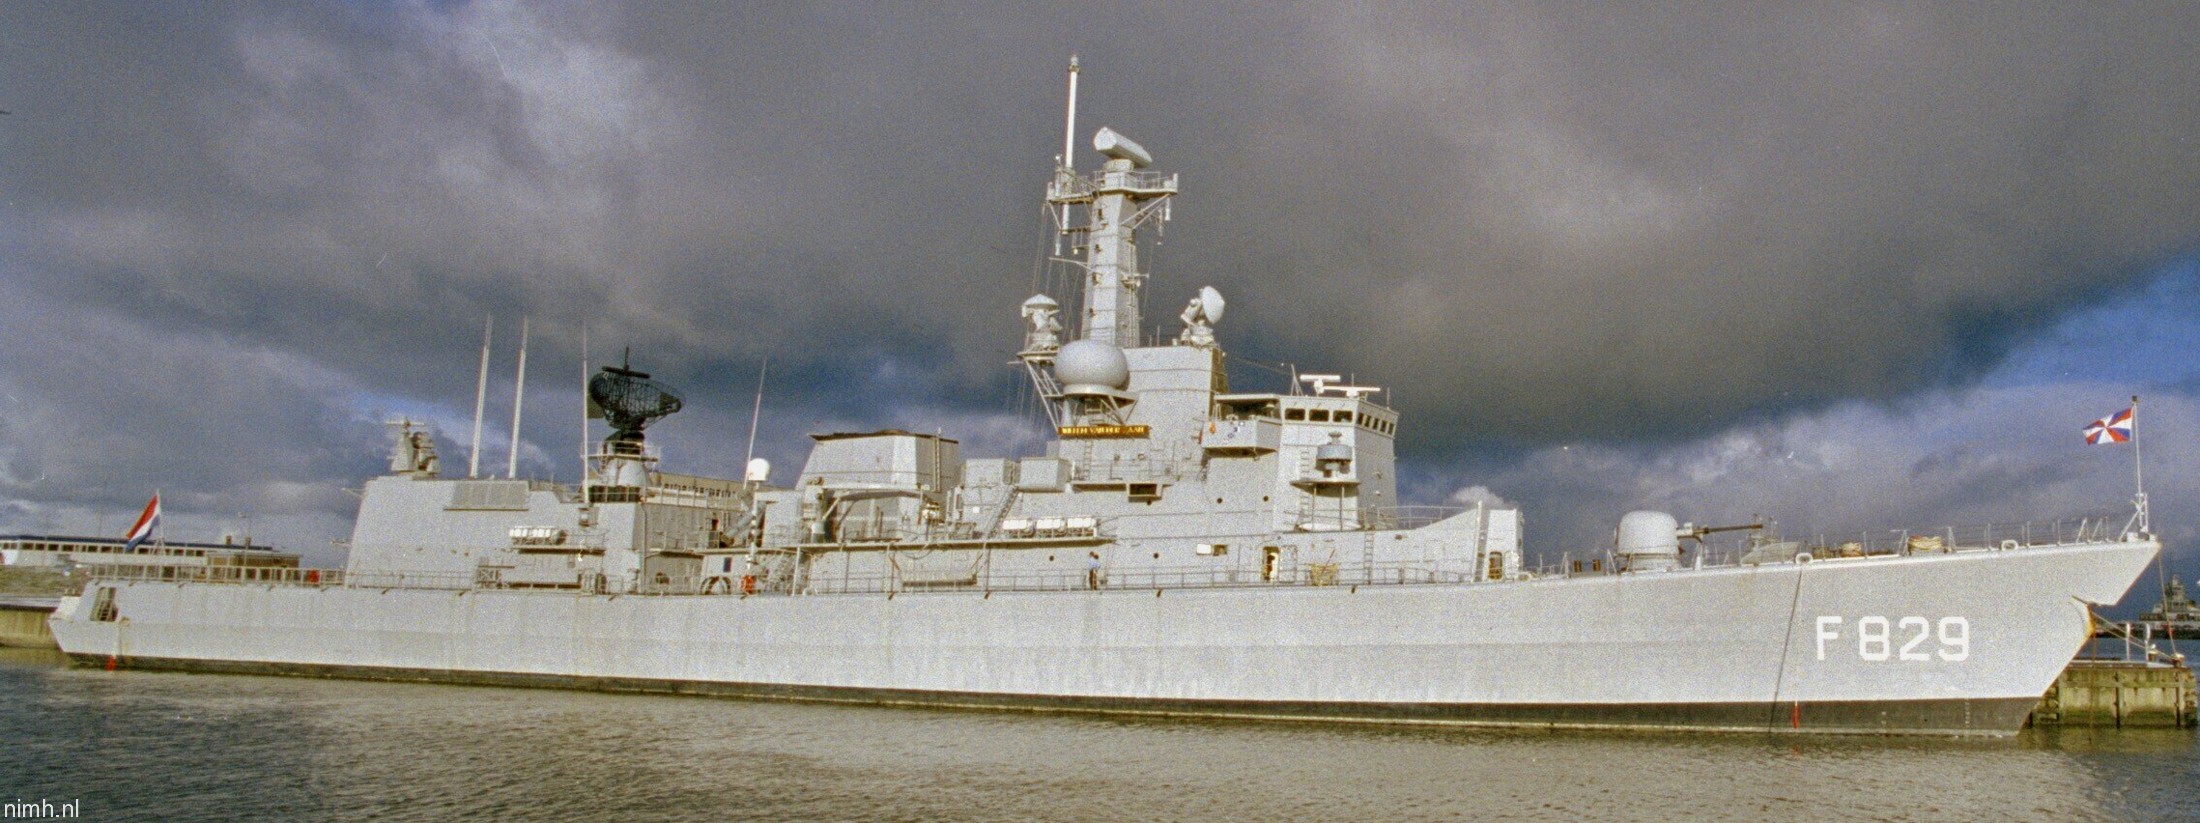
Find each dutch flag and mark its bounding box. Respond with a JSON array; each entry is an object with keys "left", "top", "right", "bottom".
[
  {"left": 2083, "top": 407, "right": 2134, "bottom": 445},
  {"left": 123, "top": 494, "right": 160, "bottom": 552}
]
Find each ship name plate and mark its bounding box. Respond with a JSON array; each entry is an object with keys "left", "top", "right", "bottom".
[{"left": 1058, "top": 424, "right": 1151, "bottom": 438}]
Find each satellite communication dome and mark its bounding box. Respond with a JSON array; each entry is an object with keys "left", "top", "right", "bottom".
[
  {"left": 1054, "top": 339, "right": 1131, "bottom": 393},
  {"left": 588, "top": 363, "right": 683, "bottom": 447}
]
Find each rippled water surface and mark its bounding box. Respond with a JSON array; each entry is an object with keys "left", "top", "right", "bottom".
[{"left": 3, "top": 648, "right": 2196, "bottom": 822}]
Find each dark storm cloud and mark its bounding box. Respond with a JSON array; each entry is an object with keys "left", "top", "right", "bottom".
[
  {"left": 5, "top": 2, "right": 2200, "bottom": 536},
  {"left": 0, "top": 286, "right": 376, "bottom": 559}
]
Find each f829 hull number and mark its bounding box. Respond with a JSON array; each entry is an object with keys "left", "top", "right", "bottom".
[{"left": 1815, "top": 616, "right": 1969, "bottom": 661}]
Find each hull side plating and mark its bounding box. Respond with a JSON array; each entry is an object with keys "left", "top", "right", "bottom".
[{"left": 52, "top": 540, "right": 2155, "bottom": 735}]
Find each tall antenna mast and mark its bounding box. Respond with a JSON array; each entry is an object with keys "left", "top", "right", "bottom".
[
  {"left": 1056, "top": 55, "right": 1079, "bottom": 256},
  {"left": 469, "top": 315, "right": 493, "bottom": 478},
  {"left": 506, "top": 316, "right": 529, "bottom": 479},
  {"left": 579, "top": 323, "right": 591, "bottom": 507},
  {"left": 744, "top": 357, "right": 769, "bottom": 467},
  {"left": 1063, "top": 55, "right": 1080, "bottom": 174}
]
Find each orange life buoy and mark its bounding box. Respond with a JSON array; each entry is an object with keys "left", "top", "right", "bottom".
[
  {"left": 305, "top": 570, "right": 320, "bottom": 585},
  {"left": 741, "top": 575, "right": 757, "bottom": 595}
]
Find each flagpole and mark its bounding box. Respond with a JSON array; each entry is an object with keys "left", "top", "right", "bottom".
[{"left": 2133, "top": 395, "right": 2148, "bottom": 534}]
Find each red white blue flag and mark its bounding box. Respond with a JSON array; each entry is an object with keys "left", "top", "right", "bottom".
[
  {"left": 2083, "top": 407, "right": 2134, "bottom": 445},
  {"left": 123, "top": 494, "right": 160, "bottom": 551}
]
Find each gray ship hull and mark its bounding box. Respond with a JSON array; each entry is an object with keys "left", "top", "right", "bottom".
[{"left": 50, "top": 538, "right": 2155, "bottom": 736}]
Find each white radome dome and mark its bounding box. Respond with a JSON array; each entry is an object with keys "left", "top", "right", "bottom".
[
  {"left": 1615, "top": 510, "right": 1682, "bottom": 572},
  {"left": 1055, "top": 339, "right": 1131, "bottom": 392},
  {"left": 1616, "top": 511, "right": 1680, "bottom": 553}
]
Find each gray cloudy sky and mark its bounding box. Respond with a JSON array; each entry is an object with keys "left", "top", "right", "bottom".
[{"left": 6, "top": 2, "right": 2200, "bottom": 607}]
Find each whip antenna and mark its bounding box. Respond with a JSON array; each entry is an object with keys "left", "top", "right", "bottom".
[
  {"left": 744, "top": 357, "right": 769, "bottom": 468},
  {"left": 507, "top": 317, "right": 529, "bottom": 479},
  {"left": 469, "top": 315, "right": 492, "bottom": 478},
  {"left": 1056, "top": 55, "right": 1079, "bottom": 256}
]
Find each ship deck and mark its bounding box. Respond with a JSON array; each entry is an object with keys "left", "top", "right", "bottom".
[{"left": 77, "top": 515, "right": 2133, "bottom": 598}]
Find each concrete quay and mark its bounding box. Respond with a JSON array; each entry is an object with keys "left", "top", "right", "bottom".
[
  {"left": 0, "top": 597, "right": 60, "bottom": 649},
  {"left": 2030, "top": 659, "right": 2197, "bottom": 727}
]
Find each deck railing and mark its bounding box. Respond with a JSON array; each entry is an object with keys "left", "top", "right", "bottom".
[
  {"left": 81, "top": 565, "right": 484, "bottom": 591},
  {"left": 796, "top": 559, "right": 1482, "bottom": 595},
  {"left": 82, "top": 515, "right": 2138, "bottom": 595},
  {"left": 84, "top": 565, "right": 342, "bottom": 586},
  {"left": 1363, "top": 505, "right": 1472, "bottom": 531},
  {"left": 1529, "top": 515, "right": 2134, "bottom": 579}
]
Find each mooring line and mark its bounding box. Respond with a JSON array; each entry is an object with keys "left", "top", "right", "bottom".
[{"left": 1767, "top": 563, "right": 1808, "bottom": 730}]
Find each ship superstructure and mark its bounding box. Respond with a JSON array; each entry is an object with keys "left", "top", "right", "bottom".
[
  {"left": 319, "top": 95, "right": 1512, "bottom": 603},
  {"left": 47, "top": 66, "right": 2160, "bottom": 736}
]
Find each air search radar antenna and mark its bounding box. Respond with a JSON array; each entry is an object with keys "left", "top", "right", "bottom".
[{"left": 587, "top": 350, "right": 683, "bottom": 454}]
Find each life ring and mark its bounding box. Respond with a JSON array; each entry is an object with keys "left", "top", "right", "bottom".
[
  {"left": 305, "top": 570, "right": 320, "bottom": 585},
  {"left": 741, "top": 575, "right": 758, "bottom": 595}
]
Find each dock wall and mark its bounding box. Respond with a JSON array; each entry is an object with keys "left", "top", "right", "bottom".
[
  {"left": 2031, "top": 660, "right": 2196, "bottom": 727},
  {"left": 0, "top": 603, "right": 57, "bottom": 649}
]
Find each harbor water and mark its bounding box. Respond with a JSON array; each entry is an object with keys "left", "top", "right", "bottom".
[{"left": 3, "top": 649, "right": 2197, "bottom": 822}]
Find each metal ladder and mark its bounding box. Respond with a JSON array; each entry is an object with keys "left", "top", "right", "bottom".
[
  {"left": 1362, "top": 530, "right": 1376, "bottom": 584},
  {"left": 983, "top": 486, "right": 1023, "bottom": 539},
  {"left": 1022, "top": 360, "right": 1065, "bottom": 427}
]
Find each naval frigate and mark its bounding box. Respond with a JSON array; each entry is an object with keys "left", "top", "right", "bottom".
[{"left": 49, "top": 64, "right": 2159, "bottom": 736}]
